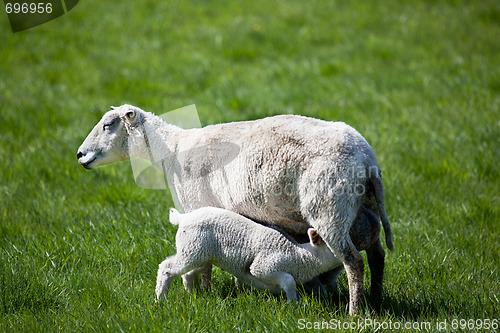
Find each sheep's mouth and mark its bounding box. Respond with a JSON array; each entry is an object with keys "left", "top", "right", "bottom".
[{"left": 80, "top": 156, "right": 96, "bottom": 169}]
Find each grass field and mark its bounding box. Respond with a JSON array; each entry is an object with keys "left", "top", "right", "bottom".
[{"left": 1, "top": 0, "right": 499, "bottom": 331}]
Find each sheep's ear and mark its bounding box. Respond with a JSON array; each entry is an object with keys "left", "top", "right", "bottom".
[
  {"left": 120, "top": 107, "right": 138, "bottom": 125},
  {"left": 125, "top": 109, "right": 136, "bottom": 121},
  {"left": 308, "top": 228, "right": 321, "bottom": 246}
]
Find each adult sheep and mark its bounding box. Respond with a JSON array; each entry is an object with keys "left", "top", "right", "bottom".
[{"left": 77, "top": 104, "right": 393, "bottom": 315}]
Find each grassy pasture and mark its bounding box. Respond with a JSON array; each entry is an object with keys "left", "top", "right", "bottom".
[{"left": 1, "top": 0, "right": 499, "bottom": 331}]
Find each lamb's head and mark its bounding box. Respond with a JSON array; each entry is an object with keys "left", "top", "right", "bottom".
[
  {"left": 307, "top": 228, "right": 340, "bottom": 265},
  {"left": 77, "top": 105, "right": 143, "bottom": 169}
]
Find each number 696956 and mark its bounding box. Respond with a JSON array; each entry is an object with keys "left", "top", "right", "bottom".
[{"left": 5, "top": 2, "right": 53, "bottom": 14}]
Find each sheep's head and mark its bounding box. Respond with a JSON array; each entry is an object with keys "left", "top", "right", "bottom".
[{"left": 77, "top": 105, "right": 141, "bottom": 169}]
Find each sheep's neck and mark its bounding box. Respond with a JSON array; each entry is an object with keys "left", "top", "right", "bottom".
[{"left": 131, "top": 113, "right": 182, "bottom": 168}]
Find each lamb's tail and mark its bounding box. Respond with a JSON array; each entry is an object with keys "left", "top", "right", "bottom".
[
  {"left": 369, "top": 169, "right": 394, "bottom": 251},
  {"left": 169, "top": 208, "right": 182, "bottom": 226}
]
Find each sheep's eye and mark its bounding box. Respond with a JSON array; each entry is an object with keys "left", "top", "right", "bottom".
[{"left": 103, "top": 120, "right": 116, "bottom": 131}]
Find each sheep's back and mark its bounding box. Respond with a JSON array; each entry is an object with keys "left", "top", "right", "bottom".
[{"left": 174, "top": 115, "right": 378, "bottom": 233}]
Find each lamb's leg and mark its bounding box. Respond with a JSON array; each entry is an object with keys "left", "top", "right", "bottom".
[
  {"left": 234, "top": 277, "right": 241, "bottom": 289},
  {"left": 301, "top": 276, "right": 329, "bottom": 299},
  {"left": 182, "top": 263, "right": 211, "bottom": 293},
  {"left": 261, "top": 272, "right": 297, "bottom": 301},
  {"left": 250, "top": 260, "right": 298, "bottom": 301},
  {"left": 318, "top": 266, "right": 345, "bottom": 298},
  {"left": 181, "top": 271, "right": 198, "bottom": 293},
  {"left": 156, "top": 256, "right": 203, "bottom": 301},
  {"left": 277, "top": 272, "right": 297, "bottom": 301},
  {"left": 156, "top": 256, "right": 180, "bottom": 301},
  {"left": 200, "top": 264, "right": 212, "bottom": 290},
  {"left": 366, "top": 239, "right": 385, "bottom": 306}
]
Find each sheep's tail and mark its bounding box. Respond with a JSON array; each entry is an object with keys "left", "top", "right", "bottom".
[
  {"left": 169, "top": 208, "right": 182, "bottom": 226},
  {"left": 369, "top": 169, "right": 394, "bottom": 251}
]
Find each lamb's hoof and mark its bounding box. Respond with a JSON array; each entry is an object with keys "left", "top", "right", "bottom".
[{"left": 155, "top": 294, "right": 164, "bottom": 304}]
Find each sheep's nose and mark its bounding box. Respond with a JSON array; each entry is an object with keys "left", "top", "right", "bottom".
[{"left": 77, "top": 151, "right": 84, "bottom": 159}]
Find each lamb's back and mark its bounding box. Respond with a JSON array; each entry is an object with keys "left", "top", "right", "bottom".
[{"left": 176, "top": 208, "right": 295, "bottom": 263}]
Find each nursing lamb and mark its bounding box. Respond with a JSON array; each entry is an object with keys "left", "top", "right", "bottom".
[
  {"left": 77, "top": 104, "right": 393, "bottom": 314},
  {"left": 156, "top": 207, "right": 343, "bottom": 301}
]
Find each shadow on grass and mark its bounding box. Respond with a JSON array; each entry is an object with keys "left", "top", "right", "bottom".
[
  {"left": 379, "top": 292, "right": 477, "bottom": 319},
  {"left": 206, "top": 275, "right": 472, "bottom": 319}
]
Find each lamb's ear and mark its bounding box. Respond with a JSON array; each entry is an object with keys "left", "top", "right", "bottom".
[{"left": 308, "top": 228, "right": 321, "bottom": 246}]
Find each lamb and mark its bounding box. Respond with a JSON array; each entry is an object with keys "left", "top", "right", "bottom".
[
  {"left": 185, "top": 205, "right": 385, "bottom": 300},
  {"left": 77, "top": 104, "right": 393, "bottom": 314},
  {"left": 156, "top": 207, "right": 343, "bottom": 301}
]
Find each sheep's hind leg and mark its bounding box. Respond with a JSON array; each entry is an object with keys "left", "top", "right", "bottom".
[
  {"left": 339, "top": 240, "right": 364, "bottom": 315},
  {"left": 311, "top": 218, "right": 364, "bottom": 315},
  {"left": 352, "top": 205, "right": 385, "bottom": 307},
  {"left": 366, "top": 239, "right": 385, "bottom": 307}
]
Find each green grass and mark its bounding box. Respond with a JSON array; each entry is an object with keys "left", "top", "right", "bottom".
[{"left": 1, "top": 0, "right": 499, "bottom": 331}]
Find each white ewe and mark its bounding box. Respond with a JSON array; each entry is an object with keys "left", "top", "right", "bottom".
[
  {"left": 77, "top": 104, "right": 393, "bottom": 314},
  {"left": 156, "top": 207, "right": 343, "bottom": 301}
]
